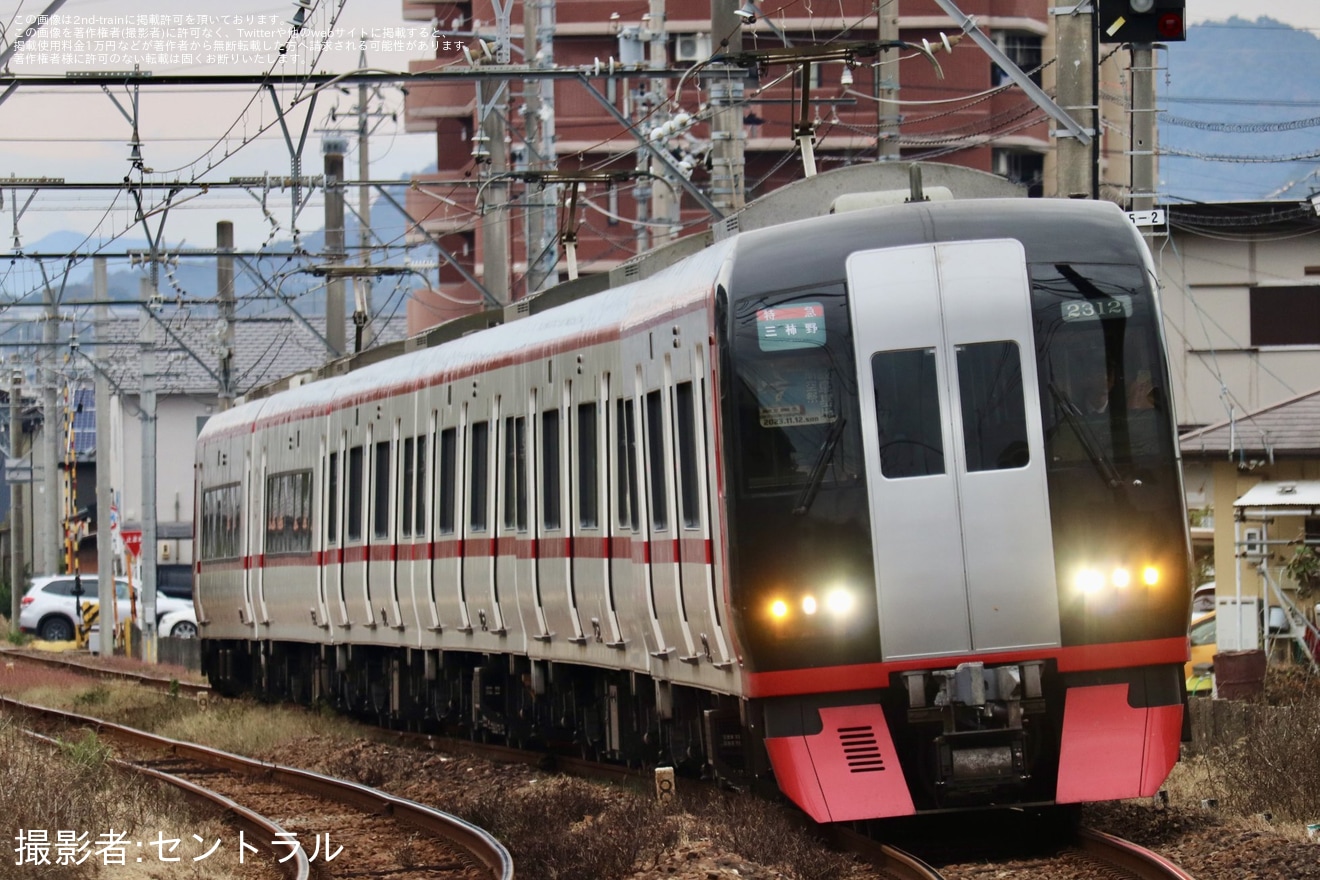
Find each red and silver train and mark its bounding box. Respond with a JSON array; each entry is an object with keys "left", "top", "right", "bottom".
[{"left": 196, "top": 197, "right": 1192, "bottom": 822}]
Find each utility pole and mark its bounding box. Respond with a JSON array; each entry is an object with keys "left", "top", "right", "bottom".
[
  {"left": 877, "top": 0, "right": 901, "bottom": 159},
  {"left": 1052, "top": 6, "right": 1097, "bottom": 199},
  {"left": 324, "top": 143, "right": 347, "bottom": 355},
  {"left": 479, "top": 80, "right": 511, "bottom": 305},
  {"left": 356, "top": 46, "right": 376, "bottom": 346},
  {"left": 522, "top": 0, "right": 558, "bottom": 294},
  {"left": 42, "top": 275, "right": 60, "bottom": 576},
  {"left": 139, "top": 275, "right": 159, "bottom": 661},
  {"left": 8, "top": 366, "right": 23, "bottom": 631},
  {"left": 93, "top": 259, "right": 114, "bottom": 636},
  {"left": 648, "top": 0, "right": 676, "bottom": 248},
  {"left": 709, "top": 0, "right": 746, "bottom": 213},
  {"left": 1129, "top": 44, "right": 1156, "bottom": 214},
  {"left": 217, "top": 221, "right": 236, "bottom": 408}
]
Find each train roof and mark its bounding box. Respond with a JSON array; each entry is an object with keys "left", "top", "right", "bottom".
[
  {"left": 198, "top": 237, "right": 737, "bottom": 441},
  {"left": 727, "top": 197, "right": 1143, "bottom": 297}
]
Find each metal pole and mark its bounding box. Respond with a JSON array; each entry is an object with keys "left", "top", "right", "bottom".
[{"left": 649, "top": 0, "right": 676, "bottom": 248}]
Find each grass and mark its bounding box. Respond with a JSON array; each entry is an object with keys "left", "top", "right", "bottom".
[{"left": 0, "top": 715, "right": 254, "bottom": 880}]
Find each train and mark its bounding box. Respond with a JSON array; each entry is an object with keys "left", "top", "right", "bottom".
[{"left": 195, "top": 196, "right": 1192, "bottom": 822}]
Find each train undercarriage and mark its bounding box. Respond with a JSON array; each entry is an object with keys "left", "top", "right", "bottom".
[{"left": 202, "top": 639, "right": 765, "bottom": 784}]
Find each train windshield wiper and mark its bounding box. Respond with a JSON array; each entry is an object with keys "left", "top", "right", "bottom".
[
  {"left": 1047, "top": 382, "right": 1124, "bottom": 489},
  {"left": 793, "top": 416, "right": 847, "bottom": 516}
]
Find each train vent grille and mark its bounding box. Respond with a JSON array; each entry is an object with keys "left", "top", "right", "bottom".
[{"left": 837, "top": 725, "right": 886, "bottom": 773}]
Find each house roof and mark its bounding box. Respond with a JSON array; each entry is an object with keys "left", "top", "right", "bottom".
[
  {"left": 92, "top": 314, "right": 407, "bottom": 397},
  {"left": 1180, "top": 385, "right": 1320, "bottom": 458}
]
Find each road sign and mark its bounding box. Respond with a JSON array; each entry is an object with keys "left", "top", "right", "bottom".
[{"left": 123, "top": 529, "right": 143, "bottom": 558}]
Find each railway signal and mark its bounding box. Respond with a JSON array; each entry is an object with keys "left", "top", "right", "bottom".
[{"left": 1097, "top": 0, "right": 1187, "bottom": 43}]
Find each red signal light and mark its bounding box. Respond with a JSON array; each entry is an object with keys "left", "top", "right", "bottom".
[{"left": 1156, "top": 12, "right": 1184, "bottom": 39}]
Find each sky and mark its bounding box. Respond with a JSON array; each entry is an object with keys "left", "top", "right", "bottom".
[{"left": 0, "top": 0, "right": 1316, "bottom": 258}]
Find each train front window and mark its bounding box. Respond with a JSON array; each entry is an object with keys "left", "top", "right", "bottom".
[
  {"left": 1032, "top": 263, "right": 1172, "bottom": 479},
  {"left": 732, "top": 285, "right": 860, "bottom": 493}
]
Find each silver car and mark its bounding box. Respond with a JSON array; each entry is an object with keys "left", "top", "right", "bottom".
[{"left": 18, "top": 575, "right": 196, "bottom": 642}]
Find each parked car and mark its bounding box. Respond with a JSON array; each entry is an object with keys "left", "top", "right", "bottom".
[
  {"left": 18, "top": 575, "right": 195, "bottom": 642},
  {"left": 1192, "top": 582, "right": 1216, "bottom": 615},
  {"left": 1186, "top": 611, "right": 1216, "bottom": 695}
]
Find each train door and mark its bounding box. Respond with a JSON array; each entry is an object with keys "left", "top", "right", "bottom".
[
  {"left": 509, "top": 388, "right": 547, "bottom": 642},
  {"left": 673, "top": 347, "right": 732, "bottom": 667},
  {"left": 618, "top": 371, "right": 667, "bottom": 658},
  {"left": 432, "top": 400, "right": 469, "bottom": 632},
  {"left": 537, "top": 379, "right": 586, "bottom": 645},
  {"left": 571, "top": 375, "right": 620, "bottom": 646},
  {"left": 398, "top": 414, "right": 427, "bottom": 635},
  {"left": 324, "top": 430, "right": 350, "bottom": 629},
  {"left": 343, "top": 430, "right": 371, "bottom": 629},
  {"left": 642, "top": 361, "right": 698, "bottom": 662},
  {"left": 252, "top": 449, "right": 270, "bottom": 625},
  {"left": 846, "top": 239, "right": 1060, "bottom": 659},
  {"left": 465, "top": 399, "right": 504, "bottom": 635},
  {"left": 240, "top": 447, "right": 258, "bottom": 628},
  {"left": 420, "top": 408, "right": 443, "bottom": 632},
  {"left": 313, "top": 433, "right": 331, "bottom": 630}
]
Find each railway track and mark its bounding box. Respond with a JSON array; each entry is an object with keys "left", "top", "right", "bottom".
[
  {"left": 1, "top": 693, "right": 512, "bottom": 880},
  {"left": 2, "top": 649, "right": 1198, "bottom": 880}
]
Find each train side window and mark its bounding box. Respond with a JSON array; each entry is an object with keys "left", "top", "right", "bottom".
[
  {"left": 503, "top": 416, "right": 528, "bottom": 531},
  {"left": 956, "top": 341, "right": 1029, "bottom": 472},
  {"left": 871, "top": 348, "right": 945, "bottom": 479},
  {"left": 401, "top": 437, "right": 415, "bottom": 537},
  {"left": 415, "top": 434, "right": 428, "bottom": 535},
  {"left": 674, "top": 382, "right": 700, "bottom": 529},
  {"left": 266, "top": 470, "right": 312, "bottom": 554},
  {"left": 201, "top": 483, "right": 241, "bottom": 559},
  {"left": 326, "top": 451, "right": 339, "bottom": 543},
  {"left": 645, "top": 389, "right": 668, "bottom": 530},
  {"left": 616, "top": 399, "right": 639, "bottom": 530},
  {"left": 439, "top": 427, "right": 457, "bottom": 534},
  {"left": 347, "top": 445, "right": 364, "bottom": 541},
  {"left": 577, "top": 402, "right": 598, "bottom": 529},
  {"left": 373, "top": 439, "right": 391, "bottom": 539},
  {"left": 470, "top": 421, "right": 489, "bottom": 531},
  {"left": 543, "top": 408, "right": 561, "bottom": 530}
]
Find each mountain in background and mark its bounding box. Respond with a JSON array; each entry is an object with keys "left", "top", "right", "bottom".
[
  {"left": 1161, "top": 17, "right": 1320, "bottom": 203},
  {"left": 15, "top": 176, "right": 433, "bottom": 316}
]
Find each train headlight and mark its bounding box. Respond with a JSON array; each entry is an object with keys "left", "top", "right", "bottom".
[
  {"left": 825, "top": 588, "right": 854, "bottom": 616},
  {"left": 770, "top": 599, "right": 789, "bottom": 620},
  {"left": 1111, "top": 568, "right": 1131, "bottom": 589},
  {"left": 1075, "top": 568, "right": 1105, "bottom": 595},
  {"left": 1142, "top": 566, "right": 1160, "bottom": 586},
  {"left": 802, "top": 595, "right": 818, "bottom": 615}
]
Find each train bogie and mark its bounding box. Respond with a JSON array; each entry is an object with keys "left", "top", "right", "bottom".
[{"left": 197, "top": 198, "right": 1191, "bottom": 823}]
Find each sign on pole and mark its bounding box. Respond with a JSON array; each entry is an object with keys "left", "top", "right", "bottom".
[{"left": 122, "top": 529, "right": 143, "bottom": 559}]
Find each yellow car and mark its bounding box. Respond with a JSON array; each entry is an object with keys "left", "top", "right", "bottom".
[{"left": 1186, "top": 611, "right": 1216, "bottom": 695}]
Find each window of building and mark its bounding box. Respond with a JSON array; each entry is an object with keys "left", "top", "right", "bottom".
[
  {"left": 991, "top": 32, "right": 1042, "bottom": 86},
  {"left": 1250, "top": 286, "right": 1320, "bottom": 346}
]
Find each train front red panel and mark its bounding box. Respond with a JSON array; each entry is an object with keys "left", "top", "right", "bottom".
[
  {"left": 1055, "top": 683, "right": 1183, "bottom": 803},
  {"left": 763, "top": 704, "right": 915, "bottom": 822}
]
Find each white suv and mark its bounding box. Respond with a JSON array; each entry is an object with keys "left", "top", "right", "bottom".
[{"left": 18, "top": 575, "right": 196, "bottom": 642}]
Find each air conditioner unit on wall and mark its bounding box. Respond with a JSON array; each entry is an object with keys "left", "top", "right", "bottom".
[{"left": 673, "top": 33, "right": 711, "bottom": 63}]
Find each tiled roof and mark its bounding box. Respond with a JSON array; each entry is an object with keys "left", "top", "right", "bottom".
[
  {"left": 90, "top": 315, "right": 407, "bottom": 397},
  {"left": 1180, "top": 386, "right": 1320, "bottom": 457}
]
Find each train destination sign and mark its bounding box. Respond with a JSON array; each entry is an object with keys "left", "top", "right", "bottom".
[{"left": 757, "top": 302, "right": 826, "bottom": 351}]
